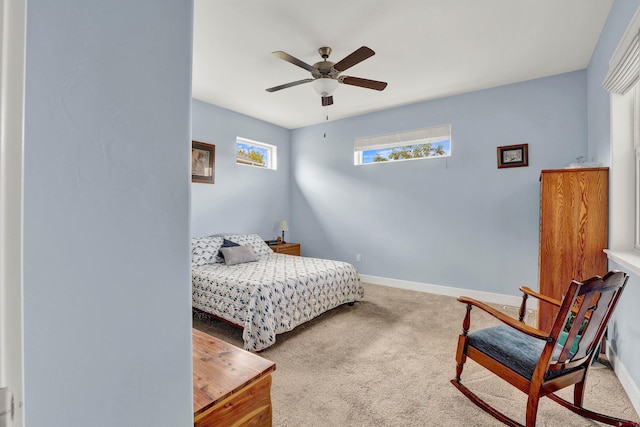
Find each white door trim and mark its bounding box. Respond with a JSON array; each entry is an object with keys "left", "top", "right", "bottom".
[{"left": 0, "top": 0, "right": 26, "bottom": 425}]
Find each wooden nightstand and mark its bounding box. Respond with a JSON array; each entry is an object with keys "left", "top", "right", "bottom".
[{"left": 270, "top": 242, "right": 301, "bottom": 256}]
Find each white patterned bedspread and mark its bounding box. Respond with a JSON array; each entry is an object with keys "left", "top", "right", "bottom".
[{"left": 192, "top": 253, "right": 364, "bottom": 351}]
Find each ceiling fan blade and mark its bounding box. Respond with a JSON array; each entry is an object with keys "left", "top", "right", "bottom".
[
  {"left": 266, "top": 78, "right": 314, "bottom": 92},
  {"left": 333, "top": 46, "right": 375, "bottom": 72},
  {"left": 272, "top": 51, "right": 316, "bottom": 73},
  {"left": 321, "top": 96, "right": 334, "bottom": 106},
  {"left": 340, "top": 76, "right": 387, "bottom": 91}
]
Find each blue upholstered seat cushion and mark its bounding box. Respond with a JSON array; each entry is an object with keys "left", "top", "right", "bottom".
[{"left": 468, "top": 325, "right": 580, "bottom": 381}]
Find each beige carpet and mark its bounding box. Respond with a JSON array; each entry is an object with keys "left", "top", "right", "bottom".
[{"left": 192, "top": 283, "right": 640, "bottom": 426}]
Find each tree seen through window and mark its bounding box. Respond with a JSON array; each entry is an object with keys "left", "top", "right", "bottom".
[{"left": 364, "top": 140, "right": 450, "bottom": 164}]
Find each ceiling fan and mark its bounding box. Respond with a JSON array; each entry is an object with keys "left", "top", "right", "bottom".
[{"left": 265, "top": 46, "right": 388, "bottom": 106}]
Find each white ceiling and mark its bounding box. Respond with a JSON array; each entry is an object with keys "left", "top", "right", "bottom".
[{"left": 192, "top": 0, "right": 613, "bottom": 130}]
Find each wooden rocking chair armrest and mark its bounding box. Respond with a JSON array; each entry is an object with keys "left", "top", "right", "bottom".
[
  {"left": 519, "top": 286, "right": 562, "bottom": 307},
  {"left": 457, "top": 296, "right": 551, "bottom": 341},
  {"left": 519, "top": 286, "right": 585, "bottom": 316}
]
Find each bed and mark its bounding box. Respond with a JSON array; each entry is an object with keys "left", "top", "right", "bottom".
[{"left": 191, "top": 234, "right": 364, "bottom": 351}]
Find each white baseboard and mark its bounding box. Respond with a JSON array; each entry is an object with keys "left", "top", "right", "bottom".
[
  {"left": 605, "top": 341, "right": 640, "bottom": 417},
  {"left": 358, "top": 274, "right": 537, "bottom": 311}
]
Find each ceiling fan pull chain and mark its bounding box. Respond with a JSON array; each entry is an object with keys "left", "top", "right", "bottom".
[{"left": 324, "top": 105, "right": 329, "bottom": 138}]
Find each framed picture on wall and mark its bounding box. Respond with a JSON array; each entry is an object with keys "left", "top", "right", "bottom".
[
  {"left": 497, "top": 143, "right": 528, "bottom": 169},
  {"left": 192, "top": 141, "right": 215, "bottom": 184}
]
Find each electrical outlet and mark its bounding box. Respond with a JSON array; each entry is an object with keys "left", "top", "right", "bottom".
[{"left": 356, "top": 254, "right": 362, "bottom": 262}]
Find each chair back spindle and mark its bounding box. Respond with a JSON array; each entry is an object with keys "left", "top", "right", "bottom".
[{"left": 548, "top": 272, "right": 628, "bottom": 370}]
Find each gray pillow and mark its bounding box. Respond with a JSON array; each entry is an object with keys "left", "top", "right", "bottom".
[
  {"left": 219, "top": 245, "right": 257, "bottom": 266},
  {"left": 216, "top": 238, "right": 241, "bottom": 262}
]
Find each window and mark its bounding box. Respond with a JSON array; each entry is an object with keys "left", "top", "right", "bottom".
[
  {"left": 635, "top": 85, "right": 640, "bottom": 249},
  {"left": 236, "top": 137, "right": 277, "bottom": 170},
  {"left": 603, "top": 16, "right": 640, "bottom": 274},
  {"left": 354, "top": 124, "right": 451, "bottom": 165}
]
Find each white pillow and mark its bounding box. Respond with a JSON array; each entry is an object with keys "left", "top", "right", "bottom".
[
  {"left": 224, "top": 233, "right": 273, "bottom": 256},
  {"left": 191, "top": 236, "right": 224, "bottom": 266}
]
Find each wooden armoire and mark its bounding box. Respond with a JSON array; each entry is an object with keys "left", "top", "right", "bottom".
[{"left": 538, "top": 168, "right": 609, "bottom": 332}]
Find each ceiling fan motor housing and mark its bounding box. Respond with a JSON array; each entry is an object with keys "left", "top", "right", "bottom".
[{"left": 313, "top": 48, "right": 340, "bottom": 79}]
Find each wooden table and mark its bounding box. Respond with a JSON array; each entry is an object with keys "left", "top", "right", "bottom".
[
  {"left": 193, "top": 329, "right": 276, "bottom": 427},
  {"left": 270, "top": 242, "right": 301, "bottom": 256}
]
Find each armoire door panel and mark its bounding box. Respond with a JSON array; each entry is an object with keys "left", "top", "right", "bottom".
[{"left": 538, "top": 168, "right": 608, "bottom": 332}]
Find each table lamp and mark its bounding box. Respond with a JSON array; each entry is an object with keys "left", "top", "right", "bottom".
[{"left": 278, "top": 220, "right": 288, "bottom": 243}]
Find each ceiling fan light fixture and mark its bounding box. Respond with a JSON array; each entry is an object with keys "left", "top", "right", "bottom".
[{"left": 312, "top": 77, "right": 339, "bottom": 96}]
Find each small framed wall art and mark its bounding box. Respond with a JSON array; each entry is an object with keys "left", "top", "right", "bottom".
[
  {"left": 192, "top": 141, "right": 215, "bottom": 184},
  {"left": 497, "top": 143, "right": 528, "bottom": 169}
]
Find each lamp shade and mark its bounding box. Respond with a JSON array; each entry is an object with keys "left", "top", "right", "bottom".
[
  {"left": 278, "top": 220, "right": 289, "bottom": 232},
  {"left": 312, "top": 78, "right": 339, "bottom": 96}
]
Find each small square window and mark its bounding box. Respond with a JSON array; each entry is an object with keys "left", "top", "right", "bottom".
[{"left": 236, "top": 137, "right": 277, "bottom": 170}]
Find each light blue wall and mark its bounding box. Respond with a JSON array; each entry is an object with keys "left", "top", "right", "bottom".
[
  {"left": 291, "top": 71, "right": 587, "bottom": 296},
  {"left": 587, "top": 0, "right": 640, "bottom": 403},
  {"left": 191, "top": 99, "right": 292, "bottom": 240},
  {"left": 608, "top": 261, "right": 640, "bottom": 388},
  {"left": 23, "top": 1, "right": 193, "bottom": 426}
]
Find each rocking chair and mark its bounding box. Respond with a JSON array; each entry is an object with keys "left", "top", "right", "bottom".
[{"left": 451, "top": 270, "right": 639, "bottom": 426}]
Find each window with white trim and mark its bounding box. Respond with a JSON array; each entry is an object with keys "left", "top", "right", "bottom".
[
  {"left": 354, "top": 124, "right": 451, "bottom": 166},
  {"left": 635, "top": 85, "right": 640, "bottom": 249},
  {"left": 236, "top": 137, "right": 277, "bottom": 170},
  {"left": 603, "top": 18, "right": 640, "bottom": 262}
]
